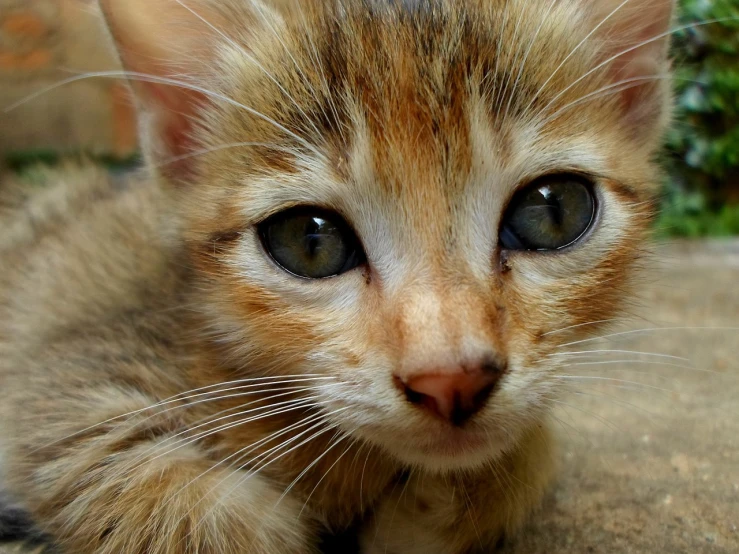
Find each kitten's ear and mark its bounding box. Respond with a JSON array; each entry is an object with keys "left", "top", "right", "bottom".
[
  {"left": 98, "top": 0, "right": 266, "bottom": 176},
  {"left": 589, "top": 0, "right": 675, "bottom": 142}
]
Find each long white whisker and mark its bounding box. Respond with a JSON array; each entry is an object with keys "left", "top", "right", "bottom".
[
  {"left": 550, "top": 349, "right": 691, "bottom": 362},
  {"left": 31, "top": 375, "right": 334, "bottom": 453},
  {"left": 496, "top": 0, "right": 528, "bottom": 120},
  {"left": 162, "top": 410, "right": 332, "bottom": 511},
  {"left": 173, "top": 0, "right": 323, "bottom": 138},
  {"left": 568, "top": 389, "right": 663, "bottom": 424},
  {"left": 524, "top": 0, "right": 634, "bottom": 114},
  {"left": 4, "top": 71, "right": 322, "bottom": 158},
  {"left": 538, "top": 17, "right": 739, "bottom": 119},
  {"left": 156, "top": 142, "right": 304, "bottom": 168},
  {"left": 246, "top": 0, "right": 336, "bottom": 130},
  {"left": 555, "top": 375, "right": 672, "bottom": 393},
  {"left": 122, "top": 397, "right": 322, "bottom": 479},
  {"left": 125, "top": 394, "right": 324, "bottom": 472},
  {"left": 558, "top": 326, "right": 739, "bottom": 348},
  {"left": 297, "top": 433, "right": 356, "bottom": 518},
  {"left": 540, "top": 75, "right": 704, "bottom": 124},
  {"left": 181, "top": 416, "right": 344, "bottom": 545},
  {"left": 541, "top": 319, "right": 621, "bottom": 336},
  {"left": 503, "top": 0, "right": 558, "bottom": 124},
  {"left": 550, "top": 398, "right": 623, "bottom": 434},
  {"left": 278, "top": 429, "right": 354, "bottom": 507}
]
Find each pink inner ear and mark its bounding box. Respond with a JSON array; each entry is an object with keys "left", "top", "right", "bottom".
[
  {"left": 593, "top": 0, "right": 675, "bottom": 134},
  {"left": 100, "top": 0, "right": 224, "bottom": 171}
]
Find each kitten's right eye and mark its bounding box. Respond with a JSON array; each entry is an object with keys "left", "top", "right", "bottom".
[
  {"left": 499, "top": 174, "right": 596, "bottom": 252},
  {"left": 258, "top": 207, "right": 366, "bottom": 279}
]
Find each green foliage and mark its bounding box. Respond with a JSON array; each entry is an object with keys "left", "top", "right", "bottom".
[
  {"left": 656, "top": 186, "right": 739, "bottom": 237},
  {"left": 662, "top": 0, "right": 739, "bottom": 235}
]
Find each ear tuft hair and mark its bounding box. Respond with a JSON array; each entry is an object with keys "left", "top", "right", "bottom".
[
  {"left": 98, "top": 0, "right": 257, "bottom": 176},
  {"left": 588, "top": 0, "right": 675, "bottom": 142}
]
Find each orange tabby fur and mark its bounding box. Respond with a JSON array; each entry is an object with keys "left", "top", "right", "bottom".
[{"left": 0, "top": 1, "right": 673, "bottom": 552}]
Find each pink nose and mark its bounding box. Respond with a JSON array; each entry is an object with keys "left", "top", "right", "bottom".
[{"left": 395, "top": 361, "right": 505, "bottom": 425}]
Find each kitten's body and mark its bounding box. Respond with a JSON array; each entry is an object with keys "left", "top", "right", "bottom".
[{"left": 0, "top": 1, "right": 673, "bottom": 553}]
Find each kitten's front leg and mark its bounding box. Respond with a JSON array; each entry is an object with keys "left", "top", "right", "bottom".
[
  {"left": 4, "top": 410, "right": 315, "bottom": 554},
  {"left": 360, "top": 424, "right": 556, "bottom": 554}
]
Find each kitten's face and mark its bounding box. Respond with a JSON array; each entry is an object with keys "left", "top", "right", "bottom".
[{"left": 103, "top": 0, "right": 672, "bottom": 470}]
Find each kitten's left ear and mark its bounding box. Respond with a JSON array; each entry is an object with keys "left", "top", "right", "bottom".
[
  {"left": 589, "top": 0, "right": 675, "bottom": 143},
  {"left": 98, "top": 0, "right": 276, "bottom": 179}
]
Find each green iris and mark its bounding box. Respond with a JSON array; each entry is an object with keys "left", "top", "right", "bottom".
[
  {"left": 259, "top": 208, "right": 365, "bottom": 279},
  {"left": 500, "top": 175, "right": 596, "bottom": 251}
]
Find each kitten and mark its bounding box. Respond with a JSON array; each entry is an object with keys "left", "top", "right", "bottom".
[{"left": 0, "top": 0, "right": 674, "bottom": 553}]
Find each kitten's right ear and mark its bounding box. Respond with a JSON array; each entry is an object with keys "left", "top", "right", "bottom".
[{"left": 98, "top": 0, "right": 269, "bottom": 177}]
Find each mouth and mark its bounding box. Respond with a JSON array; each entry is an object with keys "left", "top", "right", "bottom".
[
  {"left": 375, "top": 423, "right": 502, "bottom": 470},
  {"left": 415, "top": 426, "right": 489, "bottom": 457}
]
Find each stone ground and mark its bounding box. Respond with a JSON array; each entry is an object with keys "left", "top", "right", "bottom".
[
  {"left": 499, "top": 239, "right": 739, "bottom": 554},
  {"left": 1, "top": 239, "right": 736, "bottom": 553}
]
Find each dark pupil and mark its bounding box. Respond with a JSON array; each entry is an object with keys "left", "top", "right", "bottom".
[
  {"left": 261, "top": 209, "right": 363, "bottom": 279},
  {"left": 501, "top": 179, "right": 595, "bottom": 251},
  {"left": 304, "top": 218, "right": 332, "bottom": 257},
  {"left": 537, "top": 187, "right": 563, "bottom": 226}
]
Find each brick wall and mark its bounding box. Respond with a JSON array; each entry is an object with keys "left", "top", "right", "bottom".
[{"left": 0, "top": 0, "right": 137, "bottom": 158}]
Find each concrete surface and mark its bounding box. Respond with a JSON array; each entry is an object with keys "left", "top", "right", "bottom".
[
  {"left": 0, "top": 239, "right": 737, "bottom": 553},
  {"left": 499, "top": 239, "right": 739, "bottom": 554}
]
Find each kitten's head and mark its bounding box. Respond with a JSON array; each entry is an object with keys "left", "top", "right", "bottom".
[{"left": 101, "top": 0, "right": 673, "bottom": 471}]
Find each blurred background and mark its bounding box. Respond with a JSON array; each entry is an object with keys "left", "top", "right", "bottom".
[{"left": 0, "top": 0, "right": 738, "bottom": 236}]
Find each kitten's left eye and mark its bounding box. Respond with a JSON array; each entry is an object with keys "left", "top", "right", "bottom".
[
  {"left": 499, "top": 175, "right": 596, "bottom": 251},
  {"left": 258, "top": 207, "right": 366, "bottom": 279}
]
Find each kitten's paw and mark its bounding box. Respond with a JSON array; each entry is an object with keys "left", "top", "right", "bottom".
[{"left": 9, "top": 438, "right": 315, "bottom": 554}]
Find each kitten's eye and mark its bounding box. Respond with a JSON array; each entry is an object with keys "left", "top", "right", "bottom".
[
  {"left": 499, "top": 175, "right": 596, "bottom": 251},
  {"left": 259, "top": 208, "right": 366, "bottom": 279}
]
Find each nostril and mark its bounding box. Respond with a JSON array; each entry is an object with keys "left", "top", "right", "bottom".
[
  {"left": 403, "top": 385, "right": 427, "bottom": 405},
  {"left": 395, "top": 368, "right": 503, "bottom": 426},
  {"left": 481, "top": 355, "right": 508, "bottom": 377},
  {"left": 394, "top": 375, "right": 437, "bottom": 409}
]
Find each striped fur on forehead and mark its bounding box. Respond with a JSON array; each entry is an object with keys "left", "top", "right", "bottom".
[{"left": 192, "top": 0, "right": 666, "bottom": 196}]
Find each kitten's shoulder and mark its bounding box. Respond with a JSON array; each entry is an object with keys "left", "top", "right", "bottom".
[{"left": 0, "top": 161, "right": 182, "bottom": 343}]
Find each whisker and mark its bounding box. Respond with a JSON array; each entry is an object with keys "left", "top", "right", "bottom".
[
  {"left": 181, "top": 417, "right": 344, "bottom": 545},
  {"left": 247, "top": 0, "right": 337, "bottom": 133},
  {"left": 31, "top": 375, "right": 335, "bottom": 453},
  {"left": 503, "top": 0, "right": 558, "bottom": 125},
  {"left": 550, "top": 349, "right": 692, "bottom": 363},
  {"left": 550, "top": 398, "right": 624, "bottom": 434},
  {"left": 173, "top": 0, "right": 323, "bottom": 138},
  {"left": 524, "top": 0, "right": 634, "bottom": 114},
  {"left": 125, "top": 394, "right": 325, "bottom": 472},
  {"left": 549, "top": 411, "right": 596, "bottom": 449},
  {"left": 538, "top": 16, "right": 739, "bottom": 119},
  {"left": 297, "top": 432, "right": 357, "bottom": 518},
  {"left": 156, "top": 142, "right": 304, "bottom": 168},
  {"left": 555, "top": 375, "right": 673, "bottom": 394},
  {"left": 30, "top": 375, "right": 334, "bottom": 454},
  {"left": 570, "top": 361, "right": 735, "bottom": 380},
  {"left": 359, "top": 444, "right": 374, "bottom": 515},
  {"left": 112, "top": 400, "right": 323, "bottom": 496},
  {"left": 540, "top": 75, "right": 704, "bottom": 124},
  {"left": 540, "top": 319, "right": 622, "bottom": 336},
  {"left": 161, "top": 409, "right": 333, "bottom": 511},
  {"left": 557, "top": 326, "right": 739, "bottom": 348},
  {"left": 496, "top": 0, "right": 528, "bottom": 121},
  {"left": 567, "top": 389, "right": 664, "bottom": 427},
  {"left": 4, "top": 70, "right": 322, "bottom": 159}
]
